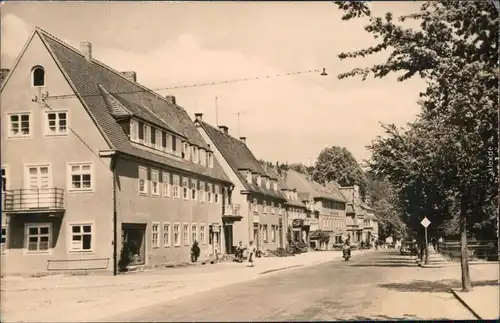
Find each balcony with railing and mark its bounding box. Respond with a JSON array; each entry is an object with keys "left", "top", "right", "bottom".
[
  {"left": 2, "top": 188, "right": 65, "bottom": 213},
  {"left": 222, "top": 203, "right": 243, "bottom": 222}
]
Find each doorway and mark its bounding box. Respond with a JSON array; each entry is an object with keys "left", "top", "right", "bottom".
[
  {"left": 121, "top": 224, "right": 146, "bottom": 267},
  {"left": 224, "top": 223, "right": 234, "bottom": 254},
  {"left": 253, "top": 225, "right": 259, "bottom": 249}
]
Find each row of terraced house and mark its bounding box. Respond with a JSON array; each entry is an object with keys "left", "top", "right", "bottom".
[{"left": 0, "top": 28, "right": 378, "bottom": 275}]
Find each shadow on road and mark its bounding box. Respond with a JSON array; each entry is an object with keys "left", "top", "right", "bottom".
[
  {"left": 349, "top": 254, "right": 418, "bottom": 268},
  {"left": 378, "top": 279, "right": 498, "bottom": 293},
  {"left": 350, "top": 314, "right": 455, "bottom": 321}
]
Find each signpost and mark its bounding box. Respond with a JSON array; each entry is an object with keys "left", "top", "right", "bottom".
[{"left": 421, "top": 217, "right": 431, "bottom": 264}]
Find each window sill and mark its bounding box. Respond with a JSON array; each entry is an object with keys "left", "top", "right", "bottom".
[
  {"left": 152, "top": 193, "right": 160, "bottom": 197},
  {"left": 174, "top": 244, "right": 181, "bottom": 247},
  {"left": 6, "top": 135, "right": 31, "bottom": 140},
  {"left": 68, "top": 188, "right": 94, "bottom": 193},
  {"left": 24, "top": 250, "right": 52, "bottom": 255},
  {"left": 163, "top": 245, "right": 171, "bottom": 248},
  {"left": 44, "top": 133, "right": 69, "bottom": 138},
  {"left": 69, "top": 250, "right": 95, "bottom": 254},
  {"left": 139, "top": 192, "right": 149, "bottom": 196}
]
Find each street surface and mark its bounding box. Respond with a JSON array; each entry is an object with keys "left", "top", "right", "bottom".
[{"left": 106, "top": 250, "right": 479, "bottom": 321}]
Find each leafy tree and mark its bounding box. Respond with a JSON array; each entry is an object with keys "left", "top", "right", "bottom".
[
  {"left": 335, "top": 1, "right": 499, "bottom": 291},
  {"left": 313, "top": 146, "right": 365, "bottom": 186}
]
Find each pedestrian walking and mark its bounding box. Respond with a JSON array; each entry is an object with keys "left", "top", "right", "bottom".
[{"left": 247, "top": 240, "right": 256, "bottom": 267}]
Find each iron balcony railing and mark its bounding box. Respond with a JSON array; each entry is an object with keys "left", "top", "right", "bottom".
[
  {"left": 223, "top": 203, "right": 241, "bottom": 217},
  {"left": 2, "top": 188, "right": 65, "bottom": 212}
]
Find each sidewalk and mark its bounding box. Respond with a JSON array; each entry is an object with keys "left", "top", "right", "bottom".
[{"left": 1, "top": 249, "right": 364, "bottom": 322}]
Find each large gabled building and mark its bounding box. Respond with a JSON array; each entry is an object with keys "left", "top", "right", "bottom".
[
  {"left": 0, "top": 28, "right": 232, "bottom": 275},
  {"left": 194, "top": 116, "right": 287, "bottom": 254}
]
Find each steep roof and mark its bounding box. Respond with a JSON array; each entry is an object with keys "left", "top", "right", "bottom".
[
  {"left": 324, "top": 182, "right": 348, "bottom": 204},
  {"left": 197, "top": 121, "right": 286, "bottom": 200},
  {"left": 284, "top": 170, "right": 346, "bottom": 203},
  {"left": 30, "top": 28, "right": 229, "bottom": 183}
]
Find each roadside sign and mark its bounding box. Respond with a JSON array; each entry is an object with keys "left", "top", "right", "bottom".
[{"left": 421, "top": 217, "right": 431, "bottom": 228}]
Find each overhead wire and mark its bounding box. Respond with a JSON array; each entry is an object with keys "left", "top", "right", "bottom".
[{"left": 45, "top": 69, "right": 323, "bottom": 101}]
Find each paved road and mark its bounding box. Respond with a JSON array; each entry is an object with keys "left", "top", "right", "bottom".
[{"left": 106, "top": 250, "right": 475, "bottom": 321}]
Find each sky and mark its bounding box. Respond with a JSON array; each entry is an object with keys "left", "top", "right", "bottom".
[{"left": 1, "top": 1, "right": 426, "bottom": 167}]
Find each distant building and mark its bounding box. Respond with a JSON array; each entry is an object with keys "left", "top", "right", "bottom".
[
  {"left": 283, "top": 170, "right": 347, "bottom": 250},
  {"left": 0, "top": 69, "right": 10, "bottom": 87},
  {"left": 195, "top": 117, "right": 287, "bottom": 254},
  {"left": 1, "top": 28, "right": 232, "bottom": 275}
]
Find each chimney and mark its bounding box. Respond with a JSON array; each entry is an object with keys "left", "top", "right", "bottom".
[
  {"left": 194, "top": 113, "right": 203, "bottom": 122},
  {"left": 121, "top": 71, "right": 137, "bottom": 82},
  {"left": 219, "top": 125, "right": 228, "bottom": 134},
  {"left": 165, "top": 95, "right": 176, "bottom": 105},
  {"left": 80, "top": 42, "right": 92, "bottom": 60},
  {"left": 239, "top": 137, "right": 246, "bottom": 144}
]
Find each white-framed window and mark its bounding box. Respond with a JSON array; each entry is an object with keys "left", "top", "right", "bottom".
[
  {"left": 191, "top": 179, "right": 198, "bottom": 201},
  {"left": 151, "top": 169, "right": 160, "bottom": 196},
  {"left": 191, "top": 224, "right": 198, "bottom": 244},
  {"left": 183, "top": 142, "right": 190, "bottom": 160},
  {"left": 173, "top": 223, "right": 181, "bottom": 246},
  {"left": 182, "top": 177, "right": 189, "bottom": 200},
  {"left": 68, "top": 162, "right": 93, "bottom": 191},
  {"left": 173, "top": 175, "right": 180, "bottom": 199},
  {"left": 271, "top": 202, "right": 275, "bottom": 214},
  {"left": 207, "top": 183, "right": 213, "bottom": 203},
  {"left": 44, "top": 111, "right": 68, "bottom": 136},
  {"left": 183, "top": 223, "right": 189, "bottom": 246},
  {"left": 207, "top": 152, "right": 214, "bottom": 168},
  {"left": 151, "top": 222, "right": 160, "bottom": 249},
  {"left": 162, "top": 172, "right": 171, "bottom": 197},
  {"left": 68, "top": 223, "right": 93, "bottom": 252},
  {"left": 32, "top": 65, "right": 45, "bottom": 86},
  {"left": 200, "top": 224, "right": 206, "bottom": 244},
  {"left": 271, "top": 225, "right": 276, "bottom": 242},
  {"left": 263, "top": 200, "right": 267, "bottom": 214},
  {"left": 1, "top": 227, "right": 7, "bottom": 254},
  {"left": 278, "top": 203, "right": 283, "bottom": 215},
  {"left": 144, "top": 124, "right": 151, "bottom": 146},
  {"left": 25, "top": 223, "right": 51, "bottom": 253},
  {"left": 130, "top": 119, "right": 139, "bottom": 142},
  {"left": 163, "top": 223, "right": 171, "bottom": 247},
  {"left": 253, "top": 198, "right": 258, "bottom": 213},
  {"left": 165, "top": 133, "right": 172, "bottom": 153},
  {"left": 8, "top": 113, "right": 31, "bottom": 137},
  {"left": 155, "top": 129, "right": 162, "bottom": 150},
  {"left": 192, "top": 146, "right": 198, "bottom": 163},
  {"left": 138, "top": 166, "right": 148, "bottom": 195},
  {"left": 200, "top": 149, "right": 206, "bottom": 166},
  {"left": 199, "top": 181, "right": 206, "bottom": 203},
  {"left": 214, "top": 185, "right": 220, "bottom": 204}
]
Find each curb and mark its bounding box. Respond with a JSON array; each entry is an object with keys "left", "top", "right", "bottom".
[
  {"left": 450, "top": 288, "right": 483, "bottom": 320},
  {"left": 259, "top": 264, "right": 304, "bottom": 275}
]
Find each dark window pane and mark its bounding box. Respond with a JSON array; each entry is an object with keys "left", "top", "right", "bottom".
[
  {"left": 162, "top": 132, "right": 167, "bottom": 148},
  {"left": 83, "top": 225, "right": 91, "bottom": 233},
  {"left": 40, "top": 236, "right": 49, "bottom": 242},
  {"left": 72, "top": 235, "right": 82, "bottom": 241},
  {"left": 29, "top": 227, "right": 38, "bottom": 235},
  {"left": 28, "top": 242, "right": 38, "bottom": 250},
  {"left": 82, "top": 235, "right": 91, "bottom": 250},
  {"left": 33, "top": 67, "right": 45, "bottom": 86},
  {"left": 72, "top": 226, "right": 81, "bottom": 233},
  {"left": 172, "top": 136, "right": 176, "bottom": 151},
  {"left": 151, "top": 128, "right": 156, "bottom": 144},
  {"left": 40, "top": 227, "right": 49, "bottom": 234},
  {"left": 29, "top": 236, "right": 38, "bottom": 242},
  {"left": 138, "top": 122, "right": 144, "bottom": 139}
]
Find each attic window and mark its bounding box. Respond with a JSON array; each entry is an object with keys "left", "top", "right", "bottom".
[{"left": 32, "top": 66, "right": 45, "bottom": 87}]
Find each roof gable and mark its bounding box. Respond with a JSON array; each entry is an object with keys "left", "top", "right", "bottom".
[
  {"left": 199, "top": 121, "right": 286, "bottom": 200},
  {"left": 285, "top": 170, "right": 345, "bottom": 203},
  {"left": 33, "top": 28, "right": 229, "bottom": 183}
]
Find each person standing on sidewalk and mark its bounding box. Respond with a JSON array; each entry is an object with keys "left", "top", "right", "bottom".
[{"left": 247, "top": 240, "right": 256, "bottom": 267}]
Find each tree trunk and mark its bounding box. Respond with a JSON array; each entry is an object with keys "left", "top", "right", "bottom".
[
  {"left": 460, "top": 199, "right": 472, "bottom": 292},
  {"left": 424, "top": 228, "right": 429, "bottom": 265}
]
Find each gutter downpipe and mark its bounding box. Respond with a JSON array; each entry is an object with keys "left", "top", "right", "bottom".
[
  {"left": 111, "top": 154, "right": 118, "bottom": 276},
  {"left": 100, "top": 150, "right": 118, "bottom": 276}
]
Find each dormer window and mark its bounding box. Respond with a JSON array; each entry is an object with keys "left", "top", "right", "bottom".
[
  {"left": 257, "top": 175, "right": 261, "bottom": 187},
  {"left": 273, "top": 181, "right": 278, "bottom": 191},
  {"left": 183, "top": 142, "right": 190, "bottom": 160},
  {"left": 200, "top": 149, "right": 206, "bottom": 166},
  {"left": 207, "top": 152, "right": 214, "bottom": 168},
  {"left": 32, "top": 66, "right": 45, "bottom": 87},
  {"left": 192, "top": 146, "right": 199, "bottom": 163},
  {"left": 144, "top": 124, "right": 151, "bottom": 146},
  {"left": 130, "top": 119, "right": 139, "bottom": 142},
  {"left": 265, "top": 178, "right": 270, "bottom": 190}
]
